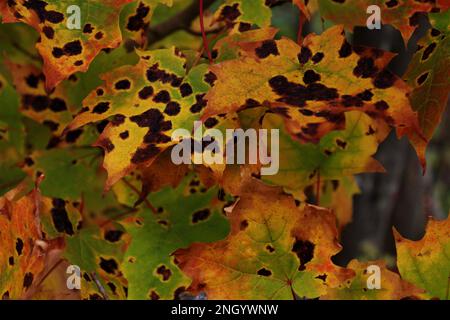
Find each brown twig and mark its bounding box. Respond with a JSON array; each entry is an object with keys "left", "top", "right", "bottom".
[
  {"left": 199, "top": 0, "right": 213, "bottom": 63},
  {"left": 192, "top": 27, "right": 226, "bottom": 67},
  {"left": 121, "top": 178, "right": 157, "bottom": 213},
  {"left": 316, "top": 169, "right": 321, "bottom": 205},
  {"left": 35, "top": 258, "right": 64, "bottom": 290},
  {"left": 297, "top": 11, "right": 306, "bottom": 44},
  {"left": 146, "top": 0, "right": 294, "bottom": 47}
]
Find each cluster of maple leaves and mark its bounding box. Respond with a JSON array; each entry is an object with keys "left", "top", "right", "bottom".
[{"left": 0, "top": 0, "right": 449, "bottom": 300}]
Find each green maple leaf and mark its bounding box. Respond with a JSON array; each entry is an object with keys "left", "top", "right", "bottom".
[
  {"left": 121, "top": 173, "right": 230, "bottom": 299},
  {"left": 262, "top": 111, "right": 386, "bottom": 195},
  {"left": 395, "top": 216, "right": 450, "bottom": 300}
]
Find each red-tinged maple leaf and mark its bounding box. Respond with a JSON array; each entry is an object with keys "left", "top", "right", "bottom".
[{"left": 175, "top": 181, "right": 354, "bottom": 299}]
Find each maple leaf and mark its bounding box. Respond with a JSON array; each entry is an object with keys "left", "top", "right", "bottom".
[
  {"left": 2, "top": 0, "right": 134, "bottom": 89},
  {"left": 27, "top": 147, "right": 102, "bottom": 200},
  {"left": 175, "top": 181, "right": 354, "bottom": 299},
  {"left": 262, "top": 111, "right": 387, "bottom": 195},
  {"left": 404, "top": 10, "right": 450, "bottom": 140},
  {"left": 204, "top": 25, "right": 427, "bottom": 168},
  {"left": 121, "top": 173, "right": 231, "bottom": 299},
  {"left": 66, "top": 48, "right": 213, "bottom": 189},
  {"left": 322, "top": 260, "right": 424, "bottom": 300},
  {"left": 0, "top": 186, "right": 47, "bottom": 299},
  {"left": 394, "top": 215, "right": 450, "bottom": 300},
  {"left": 313, "top": 0, "right": 445, "bottom": 43}
]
